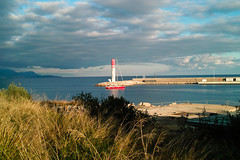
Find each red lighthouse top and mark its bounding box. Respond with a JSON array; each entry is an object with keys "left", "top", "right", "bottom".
[{"left": 111, "top": 59, "right": 115, "bottom": 68}]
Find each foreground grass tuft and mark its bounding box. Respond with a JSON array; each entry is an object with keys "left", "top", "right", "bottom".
[{"left": 0, "top": 83, "right": 31, "bottom": 101}]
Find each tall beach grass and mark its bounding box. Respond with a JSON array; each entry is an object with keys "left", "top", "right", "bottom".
[
  {"left": 1, "top": 83, "right": 239, "bottom": 159},
  {"left": 0, "top": 84, "right": 161, "bottom": 159}
]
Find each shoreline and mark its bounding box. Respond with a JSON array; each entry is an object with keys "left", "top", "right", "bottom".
[
  {"left": 133, "top": 102, "right": 236, "bottom": 119},
  {"left": 44, "top": 100, "right": 237, "bottom": 120}
]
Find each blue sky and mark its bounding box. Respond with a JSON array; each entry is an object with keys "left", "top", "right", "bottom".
[{"left": 0, "top": 0, "right": 240, "bottom": 77}]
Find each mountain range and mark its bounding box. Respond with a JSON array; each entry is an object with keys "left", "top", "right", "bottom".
[{"left": 0, "top": 69, "right": 59, "bottom": 78}]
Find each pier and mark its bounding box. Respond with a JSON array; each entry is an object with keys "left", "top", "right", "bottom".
[{"left": 96, "top": 77, "right": 240, "bottom": 87}]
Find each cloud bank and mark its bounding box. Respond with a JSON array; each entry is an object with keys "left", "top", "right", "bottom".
[{"left": 0, "top": 0, "right": 240, "bottom": 76}]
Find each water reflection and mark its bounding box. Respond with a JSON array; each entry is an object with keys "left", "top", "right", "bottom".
[
  {"left": 109, "top": 89, "right": 119, "bottom": 97},
  {"left": 108, "top": 89, "right": 125, "bottom": 98}
]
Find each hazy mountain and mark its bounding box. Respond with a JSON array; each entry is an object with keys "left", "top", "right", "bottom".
[{"left": 0, "top": 69, "right": 60, "bottom": 78}]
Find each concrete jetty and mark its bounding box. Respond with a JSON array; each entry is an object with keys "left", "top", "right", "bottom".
[
  {"left": 198, "top": 81, "right": 240, "bottom": 85},
  {"left": 96, "top": 77, "right": 240, "bottom": 87},
  {"left": 96, "top": 80, "right": 138, "bottom": 87}
]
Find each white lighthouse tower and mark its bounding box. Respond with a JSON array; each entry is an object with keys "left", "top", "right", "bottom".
[
  {"left": 111, "top": 58, "right": 116, "bottom": 82},
  {"left": 106, "top": 58, "right": 125, "bottom": 89}
]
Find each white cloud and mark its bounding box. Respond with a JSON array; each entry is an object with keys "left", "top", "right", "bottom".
[
  {"left": 177, "top": 54, "right": 238, "bottom": 70},
  {"left": 183, "top": 56, "right": 191, "bottom": 63}
]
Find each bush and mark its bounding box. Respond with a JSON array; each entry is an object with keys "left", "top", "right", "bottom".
[
  {"left": 0, "top": 83, "right": 31, "bottom": 101},
  {"left": 100, "top": 96, "right": 149, "bottom": 126},
  {"left": 72, "top": 92, "right": 100, "bottom": 116},
  {"left": 72, "top": 93, "right": 149, "bottom": 128}
]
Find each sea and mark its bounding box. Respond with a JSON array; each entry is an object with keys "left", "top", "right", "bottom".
[{"left": 1, "top": 75, "right": 240, "bottom": 106}]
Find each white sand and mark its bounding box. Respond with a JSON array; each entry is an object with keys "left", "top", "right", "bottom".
[{"left": 136, "top": 103, "right": 236, "bottom": 119}]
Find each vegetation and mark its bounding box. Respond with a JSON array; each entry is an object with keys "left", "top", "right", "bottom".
[
  {"left": 0, "top": 83, "right": 240, "bottom": 159},
  {"left": 72, "top": 92, "right": 150, "bottom": 130},
  {"left": 0, "top": 83, "right": 31, "bottom": 101}
]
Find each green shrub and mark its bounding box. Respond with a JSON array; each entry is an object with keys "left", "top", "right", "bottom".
[
  {"left": 72, "top": 92, "right": 100, "bottom": 116},
  {"left": 0, "top": 83, "right": 31, "bottom": 101},
  {"left": 72, "top": 93, "right": 149, "bottom": 129},
  {"left": 100, "top": 96, "right": 149, "bottom": 127}
]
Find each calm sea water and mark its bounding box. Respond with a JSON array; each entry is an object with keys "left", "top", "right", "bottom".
[{"left": 1, "top": 76, "right": 240, "bottom": 106}]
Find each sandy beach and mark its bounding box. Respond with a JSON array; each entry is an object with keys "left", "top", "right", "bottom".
[{"left": 135, "top": 102, "right": 236, "bottom": 119}]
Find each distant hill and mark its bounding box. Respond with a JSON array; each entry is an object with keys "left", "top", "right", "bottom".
[{"left": 0, "top": 69, "right": 60, "bottom": 78}]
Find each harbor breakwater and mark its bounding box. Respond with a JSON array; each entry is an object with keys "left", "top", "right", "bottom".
[{"left": 96, "top": 77, "right": 240, "bottom": 86}]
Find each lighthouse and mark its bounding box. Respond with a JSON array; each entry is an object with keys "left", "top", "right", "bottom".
[
  {"left": 111, "top": 58, "right": 116, "bottom": 82},
  {"left": 106, "top": 58, "right": 125, "bottom": 89}
]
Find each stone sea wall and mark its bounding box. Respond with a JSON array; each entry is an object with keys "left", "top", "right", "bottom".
[{"left": 96, "top": 77, "right": 240, "bottom": 87}]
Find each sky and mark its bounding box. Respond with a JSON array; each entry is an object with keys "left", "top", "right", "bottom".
[{"left": 0, "top": 0, "right": 240, "bottom": 77}]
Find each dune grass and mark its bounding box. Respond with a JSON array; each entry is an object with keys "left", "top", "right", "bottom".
[
  {"left": 1, "top": 83, "right": 240, "bottom": 159},
  {"left": 0, "top": 84, "right": 157, "bottom": 159}
]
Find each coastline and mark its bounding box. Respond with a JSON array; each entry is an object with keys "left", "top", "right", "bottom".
[{"left": 133, "top": 102, "right": 236, "bottom": 119}]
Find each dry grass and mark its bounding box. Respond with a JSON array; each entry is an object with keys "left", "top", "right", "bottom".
[
  {"left": 1, "top": 84, "right": 233, "bottom": 160},
  {"left": 0, "top": 94, "right": 164, "bottom": 159},
  {"left": 0, "top": 84, "right": 156, "bottom": 159},
  {"left": 0, "top": 95, "right": 115, "bottom": 159}
]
